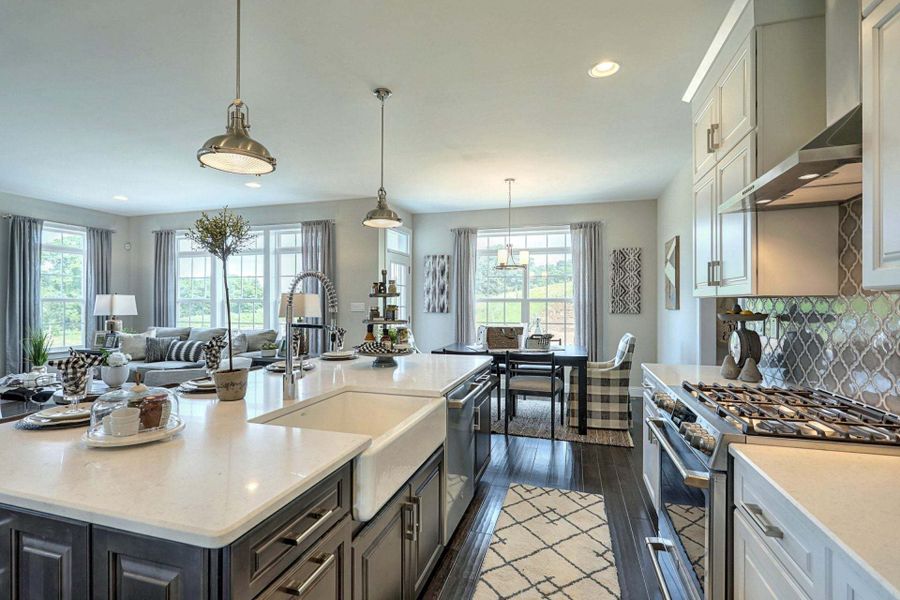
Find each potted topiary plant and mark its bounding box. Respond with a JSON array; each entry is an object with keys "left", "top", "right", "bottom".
[
  {"left": 260, "top": 341, "right": 278, "bottom": 358},
  {"left": 22, "top": 329, "right": 52, "bottom": 385},
  {"left": 187, "top": 207, "right": 254, "bottom": 401}
]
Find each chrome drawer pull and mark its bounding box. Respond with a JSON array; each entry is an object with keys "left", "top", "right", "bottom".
[
  {"left": 645, "top": 538, "right": 676, "bottom": 600},
  {"left": 279, "top": 553, "right": 335, "bottom": 597},
  {"left": 280, "top": 507, "right": 336, "bottom": 546},
  {"left": 744, "top": 503, "right": 784, "bottom": 539}
]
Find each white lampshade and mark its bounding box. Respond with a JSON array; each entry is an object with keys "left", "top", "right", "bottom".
[
  {"left": 93, "top": 294, "right": 138, "bottom": 316},
  {"left": 518, "top": 249, "right": 530, "bottom": 266},
  {"left": 496, "top": 247, "right": 509, "bottom": 265},
  {"left": 279, "top": 293, "right": 322, "bottom": 319}
]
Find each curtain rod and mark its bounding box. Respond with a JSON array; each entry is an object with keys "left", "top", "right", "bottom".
[
  {"left": 2, "top": 214, "right": 117, "bottom": 233},
  {"left": 153, "top": 219, "right": 335, "bottom": 234}
]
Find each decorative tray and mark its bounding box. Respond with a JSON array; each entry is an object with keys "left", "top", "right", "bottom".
[{"left": 83, "top": 416, "right": 185, "bottom": 448}]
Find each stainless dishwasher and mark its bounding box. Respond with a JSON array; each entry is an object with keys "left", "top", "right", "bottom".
[{"left": 444, "top": 368, "right": 494, "bottom": 543}]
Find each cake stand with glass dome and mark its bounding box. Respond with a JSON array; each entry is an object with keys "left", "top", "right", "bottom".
[{"left": 84, "top": 382, "right": 184, "bottom": 447}]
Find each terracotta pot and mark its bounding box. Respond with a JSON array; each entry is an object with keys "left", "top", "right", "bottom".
[{"left": 214, "top": 368, "right": 249, "bottom": 401}]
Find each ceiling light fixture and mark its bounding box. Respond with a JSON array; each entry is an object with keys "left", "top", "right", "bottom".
[
  {"left": 798, "top": 173, "right": 820, "bottom": 180},
  {"left": 756, "top": 199, "right": 773, "bottom": 205},
  {"left": 244, "top": 181, "right": 261, "bottom": 188},
  {"left": 588, "top": 60, "right": 620, "bottom": 78},
  {"left": 363, "top": 88, "right": 403, "bottom": 229},
  {"left": 197, "top": 0, "right": 276, "bottom": 175},
  {"left": 496, "top": 178, "right": 528, "bottom": 270},
  {"left": 112, "top": 195, "right": 128, "bottom": 201}
]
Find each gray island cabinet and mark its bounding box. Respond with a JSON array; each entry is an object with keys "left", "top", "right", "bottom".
[{"left": 0, "top": 451, "right": 445, "bottom": 600}]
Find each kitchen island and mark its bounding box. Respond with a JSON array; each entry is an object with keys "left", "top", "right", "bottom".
[{"left": 0, "top": 352, "right": 492, "bottom": 599}]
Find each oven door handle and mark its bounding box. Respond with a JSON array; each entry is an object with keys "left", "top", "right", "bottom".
[{"left": 645, "top": 418, "right": 710, "bottom": 489}]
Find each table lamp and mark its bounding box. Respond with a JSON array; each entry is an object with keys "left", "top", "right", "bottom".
[{"left": 93, "top": 294, "right": 138, "bottom": 332}]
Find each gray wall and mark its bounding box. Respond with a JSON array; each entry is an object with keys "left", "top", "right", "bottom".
[
  {"left": 128, "top": 197, "right": 411, "bottom": 345},
  {"left": 411, "top": 199, "right": 658, "bottom": 386},
  {"left": 0, "top": 192, "right": 132, "bottom": 369}
]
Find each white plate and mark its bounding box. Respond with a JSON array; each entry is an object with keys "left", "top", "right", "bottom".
[
  {"left": 83, "top": 416, "right": 185, "bottom": 448},
  {"left": 184, "top": 377, "right": 216, "bottom": 389},
  {"left": 266, "top": 360, "right": 315, "bottom": 373},
  {"left": 320, "top": 354, "right": 359, "bottom": 361},
  {"left": 22, "top": 414, "right": 90, "bottom": 428},
  {"left": 322, "top": 350, "right": 355, "bottom": 358},
  {"left": 35, "top": 402, "right": 94, "bottom": 421}
]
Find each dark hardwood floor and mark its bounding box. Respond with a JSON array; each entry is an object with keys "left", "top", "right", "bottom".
[{"left": 424, "top": 397, "right": 662, "bottom": 600}]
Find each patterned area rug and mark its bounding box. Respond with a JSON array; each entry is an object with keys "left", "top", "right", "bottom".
[
  {"left": 490, "top": 398, "right": 633, "bottom": 448},
  {"left": 474, "top": 484, "right": 622, "bottom": 599}
]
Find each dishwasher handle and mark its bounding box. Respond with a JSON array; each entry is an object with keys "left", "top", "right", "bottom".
[{"left": 447, "top": 375, "right": 493, "bottom": 409}]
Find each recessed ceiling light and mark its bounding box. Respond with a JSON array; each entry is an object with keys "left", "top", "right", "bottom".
[
  {"left": 112, "top": 195, "right": 128, "bottom": 201},
  {"left": 588, "top": 61, "right": 620, "bottom": 78},
  {"left": 798, "top": 173, "right": 820, "bottom": 180},
  {"left": 244, "top": 181, "right": 262, "bottom": 188},
  {"left": 756, "top": 199, "right": 773, "bottom": 205}
]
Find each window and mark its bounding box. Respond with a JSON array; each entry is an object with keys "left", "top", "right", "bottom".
[
  {"left": 383, "top": 228, "right": 411, "bottom": 321},
  {"left": 176, "top": 227, "right": 303, "bottom": 330},
  {"left": 475, "top": 227, "right": 574, "bottom": 345},
  {"left": 40, "top": 224, "right": 86, "bottom": 350}
]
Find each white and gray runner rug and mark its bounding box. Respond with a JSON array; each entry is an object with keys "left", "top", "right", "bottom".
[{"left": 474, "top": 484, "right": 622, "bottom": 599}]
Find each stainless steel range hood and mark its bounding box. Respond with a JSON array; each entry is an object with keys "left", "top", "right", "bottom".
[
  {"left": 718, "top": 105, "right": 861, "bottom": 214},
  {"left": 719, "top": 0, "right": 862, "bottom": 215}
]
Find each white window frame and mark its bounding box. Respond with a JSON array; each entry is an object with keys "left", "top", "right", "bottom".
[
  {"left": 175, "top": 225, "right": 304, "bottom": 331},
  {"left": 474, "top": 226, "right": 574, "bottom": 345},
  {"left": 380, "top": 227, "right": 413, "bottom": 323},
  {"left": 40, "top": 222, "right": 87, "bottom": 351}
]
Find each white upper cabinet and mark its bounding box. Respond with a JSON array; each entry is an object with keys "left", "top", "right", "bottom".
[
  {"left": 693, "top": 91, "right": 720, "bottom": 179},
  {"left": 693, "top": 170, "right": 717, "bottom": 295},
  {"left": 862, "top": 0, "right": 900, "bottom": 290},
  {"left": 717, "top": 34, "right": 756, "bottom": 161},
  {"left": 716, "top": 134, "right": 756, "bottom": 296}
]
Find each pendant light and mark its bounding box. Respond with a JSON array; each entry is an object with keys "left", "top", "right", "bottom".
[
  {"left": 363, "top": 88, "right": 403, "bottom": 228},
  {"left": 197, "top": 0, "right": 276, "bottom": 175},
  {"left": 496, "top": 178, "right": 528, "bottom": 270}
]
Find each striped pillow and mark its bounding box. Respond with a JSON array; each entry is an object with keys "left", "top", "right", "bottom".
[{"left": 166, "top": 340, "right": 205, "bottom": 363}]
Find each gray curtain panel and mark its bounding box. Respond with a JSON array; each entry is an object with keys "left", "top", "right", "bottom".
[
  {"left": 452, "top": 227, "right": 477, "bottom": 345},
  {"left": 153, "top": 230, "right": 177, "bottom": 327},
  {"left": 5, "top": 216, "right": 43, "bottom": 374},
  {"left": 571, "top": 221, "right": 603, "bottom": 361},
  {"left": 301, "top": 220, "right": 335, "bottom": 355},
  {"left": 85, "top": 227, "right": 112, "bottom": 342}
]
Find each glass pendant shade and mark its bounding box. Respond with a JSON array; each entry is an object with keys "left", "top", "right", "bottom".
[{"left": 197, "top": 102, "right": 276, "bottom": 175}]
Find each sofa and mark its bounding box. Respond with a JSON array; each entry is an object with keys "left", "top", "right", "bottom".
[{"left": 116, "top": 326, "right": 279, "bottom": 385}]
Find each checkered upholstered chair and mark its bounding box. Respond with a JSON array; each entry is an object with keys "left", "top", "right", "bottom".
[{"left": 567, "top": 333, "right": 636, "bottom": 430}]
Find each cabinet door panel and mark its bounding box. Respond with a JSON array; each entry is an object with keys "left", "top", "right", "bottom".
[
  {"left": 692, "top": 90, "right": 719, "bottom": 180},
  {"left": 717, "top": 33, "right": 756, "bottom": 160},
  {"left": 410, "top": 450, "right": 444, "bottom": 597},
  {"left": 716, "top": 134, "right": 756, "bottom": 296},
  {"left": 352, "top": 487, "right": 410, "bottom": 600},
  {"left": 0, "top": 506, "right": 90, "bottom": 600},
  {"left": 693, "top": 171, "right": 717, "bottom": 297},
  {"left": 863, "top": 0, "right": 900, "bottom": 289},
  {"left": 92, "top": 526, "right": 210, "bottom": 600},
  {"left": 733, "top": 510, "right": 806, "bottom": 600},
  {"left": 641, "top": 392, "right": 660, "bottom": 512}
]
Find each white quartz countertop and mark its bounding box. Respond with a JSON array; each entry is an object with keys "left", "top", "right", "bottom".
[
  {"left": 0, "top": 353, "right": 491, "bottom": 547},
  {"left": 730, "top": 444, "right": 900, "bottom": 597}
]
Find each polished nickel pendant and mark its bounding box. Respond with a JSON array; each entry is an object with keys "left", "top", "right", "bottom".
[
  {"left": 196, "top": 0, "right": 276, "bottom": 175},
  {"left": 363, "top": 88, "right": 403, "bottom": 229}
]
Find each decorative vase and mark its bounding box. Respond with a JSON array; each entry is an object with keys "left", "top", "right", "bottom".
[
  {"left": 214, "top": 368, "right": 249, "bottom": 401},
  {"left": 101, "top": 364, "right": 129, "bottom": 388},
  {"left": 260, "top": 348, "right": 277, "bottom": 358}
]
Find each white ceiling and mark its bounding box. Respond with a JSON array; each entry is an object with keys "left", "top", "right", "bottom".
[{"left": 0, "top": 0, "right": 730, "bottom": 216}]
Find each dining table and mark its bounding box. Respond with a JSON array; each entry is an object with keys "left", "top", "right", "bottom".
[{"left": 435, "top": 343, "right": 590, "bottom": 435}]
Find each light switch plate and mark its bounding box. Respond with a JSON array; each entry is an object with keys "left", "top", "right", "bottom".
[{"left": 350, "top": 302, "right": 366, "bottom": 313}]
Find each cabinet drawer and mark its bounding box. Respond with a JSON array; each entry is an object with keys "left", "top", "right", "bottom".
[
  {"left": 733, "top": 454, "right": 826, "bottom": 598},
  {"left": 229, "top": 464, "right": 351, "bottom": 600},
  {"left": 733, "top": 509, "right": 808, "bottom": 600},
  {"left": 258, "top": 516, "right": 351, "bottom": 600}
]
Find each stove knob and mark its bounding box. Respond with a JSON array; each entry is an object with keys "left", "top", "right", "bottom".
[{"left": 697, "top": 435, "right": 716, "bottom": 454}]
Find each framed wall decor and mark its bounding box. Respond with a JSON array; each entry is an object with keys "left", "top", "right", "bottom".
[
  {"left": 424, "top": 254, "right": 450, "bottom": 313},
  {"left": 664, "top": 235, "right": 680, "bottom": 310},
  {"left": 610, "top": 247, "right": 642, "bottom": 314}
]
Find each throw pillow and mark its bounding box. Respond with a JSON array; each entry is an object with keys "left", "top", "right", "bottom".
[
  {"left": 229, "top": 333, "right": 248, "bottom": 355},
  {"left": 188, "top": 327, "right": 228, "bottom": 342},
  {"left": 149, "top": 326, "right": 191, "bottom": 341},
  {"left": 243, "top": 329, "right": 277, "bottom": 351},
  {"left": 167, "top": 340, "right": 205, "bottom": 363},
  {"left": 118, "top": 331, "right": 156, "bottom": 360},
  {"left": 145, "top": 336, "right": 177, "bottom": 363}
]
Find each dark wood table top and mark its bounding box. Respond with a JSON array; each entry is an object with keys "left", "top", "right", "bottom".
[{"left": 437, "top": 343, "right": 588, "bottom": 360}]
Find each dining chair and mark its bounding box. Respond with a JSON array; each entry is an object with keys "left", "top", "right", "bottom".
[
  {"left": 567, "top": 333, "right": 635, "bottom": 430},
  {"left": 504, "top": 351, "right": 565, "bottom": 440}
]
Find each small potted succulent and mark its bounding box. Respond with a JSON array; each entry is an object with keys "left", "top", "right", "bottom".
[
  {"left": 187, "top": 207, "right": 254, "bottom": 401},
  {"left": 100, "top": 350, "right": 132, "bottom": 388},
  {"left": 260, "top": 341, "right": 278, "bottom": 358}
]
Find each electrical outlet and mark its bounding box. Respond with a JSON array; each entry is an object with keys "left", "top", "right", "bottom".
[{"left": 350, "top": 302, "right": 366, "bottom": 313}]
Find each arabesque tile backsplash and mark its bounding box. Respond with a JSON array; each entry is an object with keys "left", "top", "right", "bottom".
[{"left": 718, "top": 200, "right": 900, "bottom": 413}]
